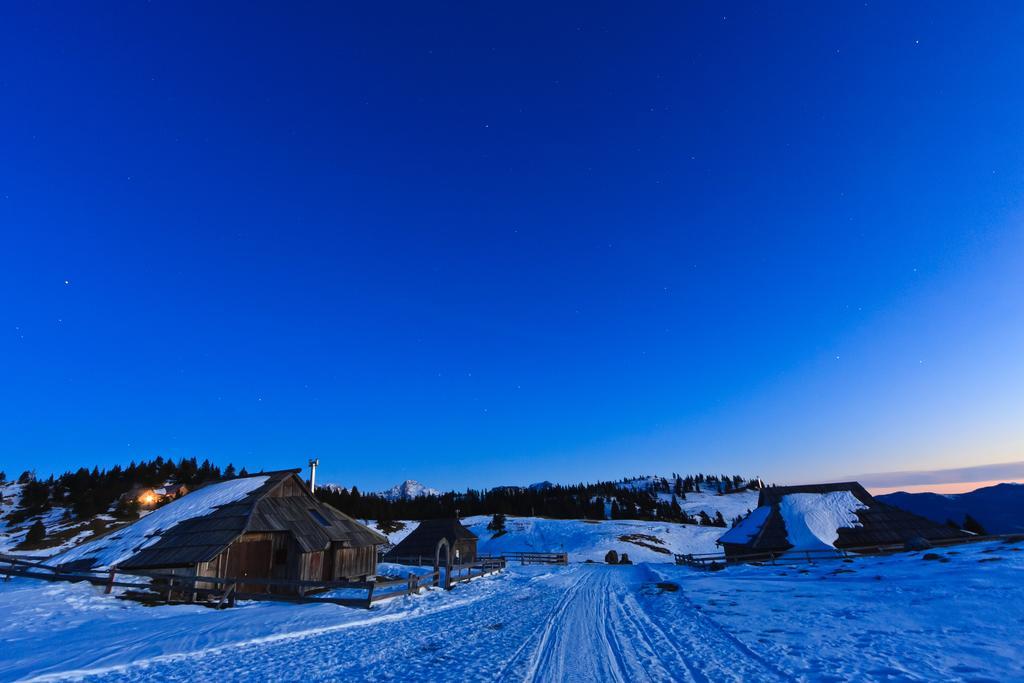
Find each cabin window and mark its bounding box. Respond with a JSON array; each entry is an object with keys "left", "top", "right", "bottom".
[{"left": 308, "top": 509, "right": 331, "bottom": 527}]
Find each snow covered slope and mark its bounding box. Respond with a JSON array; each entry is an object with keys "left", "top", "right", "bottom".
[
  {"left": 468, "top": 516, "right": 727, "bottom": 561},
  {"left": 0, "top": 482, "right": 130, "bottom": 556},
  {"left": 367, "top": 489, "right": 758, "bottom": 563}
]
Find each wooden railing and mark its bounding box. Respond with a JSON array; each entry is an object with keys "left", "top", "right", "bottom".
[
  {"left": 0, "top": 553, "right": 500, "bottom": 609},
  {"left": 485, "top": 551, "right": 568, "bottom": 565},
  {"left": 386, "top": 551, "right": 568, "bottom": 567},
  {"left": 675, "top": 548, "right": 851, "bottom": 569}
]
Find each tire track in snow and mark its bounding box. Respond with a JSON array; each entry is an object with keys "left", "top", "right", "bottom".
[
  {"left": 66, "top": 564, "right": 790, "bottom": 682},
  {"left": 492, "top": 568, "right": 590, "bottom": 681},
  {"left": 638, "top": 565, "right": 791, "bottom": 681},
  {"left": 612, "top": 588, "right": 706, "bottom": 682}
]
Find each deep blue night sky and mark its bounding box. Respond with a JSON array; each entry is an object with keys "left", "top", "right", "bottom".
[{"left": 2, "top": 3, "right": 1023, "bottom": 491}]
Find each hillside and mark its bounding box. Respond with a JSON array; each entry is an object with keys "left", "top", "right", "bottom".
[
  {"left": 1, "top": 472, "right": 756, "bottom": 560},
  {"left": 373, "top": 487, "right": 759, "bottom": 563},
  {"left": 878, "top": 482, "right": 1024, "bottom": 534}
]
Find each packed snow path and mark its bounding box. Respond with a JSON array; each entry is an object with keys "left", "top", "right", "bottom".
[
  {"left": 7, "top": 541, "right": 1023, "bottom": 682},
  {"left": 63, "top": 565, "right": 780, "bottom": 682},
  {"left": 507, "top": 566, "right": 786, "bottom": 682}
]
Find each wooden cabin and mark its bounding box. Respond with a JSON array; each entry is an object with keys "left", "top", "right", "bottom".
[
  {"left": 116, "top": 469, "right": 386, "bottom": 591},
  {"left": 382, "top": 518, "right": 478, "bottom": 566},
  {"left": 122, "top": 482, "right": 190, "bottom": 509},
  {"left": 718, "top": 481, "right": 970, "bottom": 561}
]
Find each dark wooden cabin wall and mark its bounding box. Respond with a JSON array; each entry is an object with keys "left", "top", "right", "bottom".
[{"left": 334, "top": 544, "right": 376, "bottom": 580}]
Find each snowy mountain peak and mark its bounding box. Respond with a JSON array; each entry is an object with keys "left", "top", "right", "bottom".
[{"left": 382, "top": 480, "right": 440, "bottom": 501}]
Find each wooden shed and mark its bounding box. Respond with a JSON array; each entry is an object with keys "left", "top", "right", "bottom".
[
  {"left": 382, "top": 518, "right": 478, "bottom": 566},
  {"left": 116, "top": 469, "right": 386, "bottom": 592},
  {"left": 718, "top": 481, "right": 970, "bottom": 561}
]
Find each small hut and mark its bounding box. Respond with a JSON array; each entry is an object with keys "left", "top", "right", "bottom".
[
  {"left": 383, "top": 518, "right": 478, "bottom": 566},
  {"left": 718, "top": 481, "right": 969, "bottom": 561},
  {"left": 59, "top": 469, "right": 385, "bottom": 592},
  {"left": 122, "top": 482, "right": 190, "bottom": 509}
]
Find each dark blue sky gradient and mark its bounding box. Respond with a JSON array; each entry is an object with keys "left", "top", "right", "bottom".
[{"left": 2, "top": 3, "right": 1023, "bottom": 490}]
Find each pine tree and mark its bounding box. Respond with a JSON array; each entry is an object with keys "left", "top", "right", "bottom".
[
  {"left": 487, "top": 512, "right": 506, "bottom": 533},
  {"left": 963, "top": 514, "right": 987, "bottom": 535},
  {"left": 25, "top": 519, "right": 46, "bottom": 545}
]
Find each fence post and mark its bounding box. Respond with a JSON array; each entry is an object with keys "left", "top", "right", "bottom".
[
  {"left": 407, "top": 573, "right": 415, "bottom": 596},
  {"left": 218, "top": 582, "right": 236, "bottom": 609},
  {"left": 365, "top": 581, "right": 375, "bottom": 609},
  {"left": 104, "top": 567, "right": 117, "bottom": 594}
]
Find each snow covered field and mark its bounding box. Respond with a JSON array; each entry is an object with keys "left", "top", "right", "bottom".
[
  {"left": 373, "top": 488, "right": 761, "bottom": 564},
  {"left": 2, "top": 538, "right": 1022, "bottom": 681}
]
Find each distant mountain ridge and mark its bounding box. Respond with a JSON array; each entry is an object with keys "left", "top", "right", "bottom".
[
  {"left": 878, "top": 483, "right": 1024, "bottom": 535},
  {"left": 382, "top": 479, "right": 440, "bottom": 501}
]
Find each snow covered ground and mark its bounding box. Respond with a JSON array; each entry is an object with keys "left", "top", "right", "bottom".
[
  {"left": 374, "top": 515, "right": 727, "bottom": 563},
  {"left": 465, "top": 515, "right": 728, "bottom": 562},
  {"left": 371, "top": 489, "right": 760, "bottom": 564},
  {"left": 2, "top": 538, "right": 1022, "bottom": 681},
  {"left": 0, "top": 482, "right": 128, "bottom": 557}
]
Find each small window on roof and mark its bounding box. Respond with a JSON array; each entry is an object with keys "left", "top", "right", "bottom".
[{"left": 308, "top": 509, "right": 331, "bottom": 527}]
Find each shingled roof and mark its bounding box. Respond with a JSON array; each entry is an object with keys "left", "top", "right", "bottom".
[
  {"left": 118, "top": 470, "right": 385, "bottom": 569},
  {"left": 719, "top": 481, "right": 969, "bottom": 553},
  {"left": 382, "top": 518, "right": 477, "bottom": 561}
]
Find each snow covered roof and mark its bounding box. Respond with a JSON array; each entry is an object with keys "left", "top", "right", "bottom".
[
  {"left": 777, "top": 491, "right": 866, "bottom": 550},
  {"left": 56, "top": 470, "right": 386, "bottom": 570},
  {"left": 718, "top": 482, "right": 969, "bottom": 554},
  {"left": 717, "top": 506, "right": 771, "bottom": 545},
  {"left": 382, "top": 518, "right": 477, "bottom": 561},
  {"left": 56, "top": 475, "right": 270, "bottom": 569}
]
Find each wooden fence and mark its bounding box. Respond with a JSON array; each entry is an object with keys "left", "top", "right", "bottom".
[
  {"left": 0, "top": 553, "right": 500, "bottom": 609},
  {"left": 675, "top": 533, "right": 1024, "bottom": 570},
  {"left": 386, "top": 551, "right": 567, "bottom": 567},
  {"left": 481, "top": 551, "right": 568, "bottom": 565}
]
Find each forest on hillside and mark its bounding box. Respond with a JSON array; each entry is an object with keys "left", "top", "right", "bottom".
[
  {"left": 2, "top": 458, "right": 248, "bottom": 525},
  {"left": 3, "top": 462, "right": 752, "bottom": 529},
  {"left": 315, "top": 474, "right": 754, "bottom": 526}
]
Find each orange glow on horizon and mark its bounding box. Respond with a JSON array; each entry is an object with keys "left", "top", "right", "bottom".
[{"left": 868, "top": 479, "right": 1024, "bottom": 496}]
